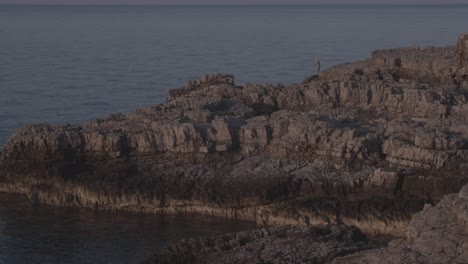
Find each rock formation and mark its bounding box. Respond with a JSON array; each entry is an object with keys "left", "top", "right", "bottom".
[
  {"left": 457, "top": 33, "right": 468, "bottom": 68},
  {"left": 1, "top": 34, "right": 468, "bottom": 263},
  {"left": 456, "top": 33, "right": 468, "bottom": 89},
  {"left": 332, "top": 184, "right": 468, "bottom": 264},
  {"left": 143, "top": 182, "right": 468, "bottom": 264},
  {"left": 143, "top": 225, "right": 377, "bottom": 264}
]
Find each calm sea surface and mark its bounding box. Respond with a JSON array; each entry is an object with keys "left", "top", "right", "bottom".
[
  {"left": 0, "top": 193, "right": 256, "bottom": 264},
  {"left": 0, "top": 5, "right": 467, "bottom": 264},
  {"left": 1, "top": 5, "right": 468, "bottom": 146}
]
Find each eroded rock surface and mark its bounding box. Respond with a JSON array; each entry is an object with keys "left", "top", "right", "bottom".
[
  {"left": 142, "top": 225, "right": 376, "bottom": 264},
  {"left": 1, "top": 35, "right": 468, "bottom": 244},
  {"left": 143, "top": 183, "right": 468, "bottom": 264},
  {"left": 456, "top": 33, "right": 468, "bottom": 89},
  {"left": 332, "top": 183, "right": 468, "bottom": 264}
]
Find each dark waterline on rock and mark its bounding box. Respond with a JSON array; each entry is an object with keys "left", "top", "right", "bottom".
[{"left": 0, "top": 192, "right": 257, "bottom": 264}]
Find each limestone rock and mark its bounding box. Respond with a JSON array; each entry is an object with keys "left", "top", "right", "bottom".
[
  {"left": 1, "top": 35, "right": 468, "bottom": 250},
  {"left": 456, "top": 33, "right": 468, "bottom": 89},
  {"left": 332, "top": 183, "right": 468, "bottom": 264},
  {"left": 142, "top": 225, "right": 376, "bottom": 264},
  {"left": 457, "top": 33, "right": 468, "bottom": 67}
]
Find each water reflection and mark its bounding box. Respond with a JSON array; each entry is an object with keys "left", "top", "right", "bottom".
[{"left": 0, "top": 193, "right": 256, "bottom": 264}]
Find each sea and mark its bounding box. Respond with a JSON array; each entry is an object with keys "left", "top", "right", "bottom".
[{"left": 0, "top": 4, "right": 467, "bottom": 264}]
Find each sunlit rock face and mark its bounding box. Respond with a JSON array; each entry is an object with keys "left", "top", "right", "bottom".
[{"left": 1, "top": 35, "right": 468, "bottom": 250}]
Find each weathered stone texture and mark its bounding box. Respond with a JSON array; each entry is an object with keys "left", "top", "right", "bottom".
[
  {"left": 143, "top": 225, "right": 376, "bottom": 264},
  {"left": 332, "top": 184, "right": 468, "bottom": 264},
  {"left": 1, "top": 34, "right": 468, "bottom": 264}
]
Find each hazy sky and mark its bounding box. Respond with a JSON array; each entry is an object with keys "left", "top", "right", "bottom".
[{"left": 1, "top": 0, "right": 467, "bottom": 4}]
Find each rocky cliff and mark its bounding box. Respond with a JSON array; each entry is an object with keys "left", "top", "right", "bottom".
[{"left": 1, "top": 34, "right": 468, "bottom": 261}]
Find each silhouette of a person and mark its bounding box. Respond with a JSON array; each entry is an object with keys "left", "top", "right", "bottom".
[{"left": 315, "top": 57, "right": 321, "bottom": 73}]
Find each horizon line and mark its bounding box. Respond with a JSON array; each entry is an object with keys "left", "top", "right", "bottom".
[{"left": 1, "top": 3, "right": 468, "bottom": 6}]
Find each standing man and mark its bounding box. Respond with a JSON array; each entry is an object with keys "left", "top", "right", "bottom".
[{"left": 315, "top": 57, "right": 321, "bottom": 74}]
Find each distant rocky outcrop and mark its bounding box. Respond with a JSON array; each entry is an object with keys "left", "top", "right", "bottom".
[{"left": 1, "top": 33, "right": 468, "bottom": 263}]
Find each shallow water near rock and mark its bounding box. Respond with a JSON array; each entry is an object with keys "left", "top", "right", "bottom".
[{"left": 0, "top": 192, "right": 257, "bottom": 264}]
